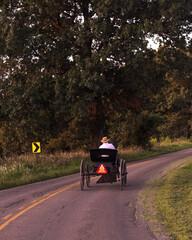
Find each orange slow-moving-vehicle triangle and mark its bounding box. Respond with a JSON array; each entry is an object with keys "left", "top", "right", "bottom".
[{"left": 96, "top": 164, "right": 108, "bottom": 174}]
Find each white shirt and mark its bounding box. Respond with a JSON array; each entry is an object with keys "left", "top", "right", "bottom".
[{"left": 99, "top": 142, "right": 116, "bottom": 149}]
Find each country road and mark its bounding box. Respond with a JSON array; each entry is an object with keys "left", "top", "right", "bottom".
[{"left": 0, "top": 149, "right": 192, "bottom": 240}]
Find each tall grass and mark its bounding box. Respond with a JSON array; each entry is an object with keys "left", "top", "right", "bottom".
[
  {"left": 0, "top": 152, "right": 89, "bottom": 190},
  {"left": 0, "top": 139, "right": 192, "bottom": 190}
]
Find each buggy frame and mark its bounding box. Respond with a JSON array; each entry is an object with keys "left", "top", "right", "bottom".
[{"left": 80, "top": 148, "right": 127, "bottom": 190}]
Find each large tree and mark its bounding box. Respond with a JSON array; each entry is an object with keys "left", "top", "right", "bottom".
[
  {"left": 154, "top": 45, "right": 192, "bottom": 140},
  {"left": 0, "top": 0, "right": 192, "bottom": 154}
]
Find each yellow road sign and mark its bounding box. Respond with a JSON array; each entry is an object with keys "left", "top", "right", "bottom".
[{"left": 32, "top": 142, "right": 41, "bottom": 153}]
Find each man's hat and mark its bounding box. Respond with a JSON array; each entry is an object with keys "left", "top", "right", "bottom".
[{"left": 101, "top": 136, "right": 110, "bottom": 143}]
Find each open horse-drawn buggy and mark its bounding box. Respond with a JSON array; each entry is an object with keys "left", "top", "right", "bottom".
[{"left": 80, "top": 148, "right": 127, "bottom": 190}]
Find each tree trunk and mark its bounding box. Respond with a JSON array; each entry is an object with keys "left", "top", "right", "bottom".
[{"left": 89, "top": 98, "right": 104, "bottom": 148}]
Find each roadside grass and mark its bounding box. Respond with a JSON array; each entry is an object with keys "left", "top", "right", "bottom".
[
  {"left": 138, "top": 157, "right": 192, "bottom": 240},
  {"left": 121, "top": 139, "right": 192, "bottom": 162},
  {"left": 0, "top": 152, "right": 89, "bottom": 190},
  {"left": 0, "top": 139, "right": 192, "bottom": 190},
  {"left": 157, "top": 158, "right": 192, "bottom": 240}
]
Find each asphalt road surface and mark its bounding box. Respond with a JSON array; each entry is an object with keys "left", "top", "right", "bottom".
[{"left": 0, "top": 148, "right": 192, "bottom": 240}]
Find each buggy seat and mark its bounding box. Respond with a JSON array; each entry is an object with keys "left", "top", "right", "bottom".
[{"left": 90, "top": 149, "right": 118, "bottom": 163}]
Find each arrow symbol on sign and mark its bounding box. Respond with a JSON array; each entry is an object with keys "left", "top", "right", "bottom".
[{"left": 34, "top": 143, "right": 40, "bottom": 153}]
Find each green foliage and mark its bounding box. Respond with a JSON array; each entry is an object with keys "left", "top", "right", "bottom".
[
  {"left": 154, "top": 47, "right": 192, "bottom": 140},
  {"left": 0, "top": 1, "right": 192, "bottom": 155},
  {"left": 159, "top": 136, "right": 171, "bottom": 144},
  {"left": 108, "top": 110, "right": 162, "bottom": 149},
  {"left": 45, "top": 132, "right": 71, "bottom": 153},
  {"left": 149, "top": 137, "right": 158, "bottom": 146},
  {"left": 45, "top": 123, "right": 90, "bottom": 153}
]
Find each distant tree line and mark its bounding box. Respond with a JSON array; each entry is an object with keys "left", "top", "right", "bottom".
[{"left": 0, "top": 0, "right": 192, "bottom": 156}]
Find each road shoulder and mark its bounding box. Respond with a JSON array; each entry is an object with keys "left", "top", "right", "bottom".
[{"left": 135, "top": 157, "right": 191, "bottom": 240}]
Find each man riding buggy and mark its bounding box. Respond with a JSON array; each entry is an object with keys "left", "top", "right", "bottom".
[
  {"left": 80, "top": 136, "right": 127, "bottom": 190},
  {"left": 99, "top": 136, "right": 121, "bottom": 168}
]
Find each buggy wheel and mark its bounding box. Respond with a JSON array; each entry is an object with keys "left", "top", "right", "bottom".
[
  {"left": 86, "top": 161, "right": 90, "bottom": 187},
  {"left": 120, "top": 159, "right": 124, "bottom": 190},
  {"left": 80, "top": 159, "right": 85, "bottom": 191},
  {"left": 123, "top": 160, "right": 127, "bottom": 186}
]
